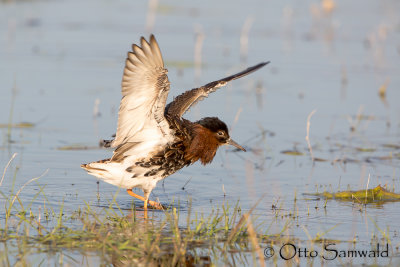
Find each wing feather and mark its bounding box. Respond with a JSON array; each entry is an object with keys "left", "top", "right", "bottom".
[
  {"left": 165, "top": 62, "right": 269, "bottom": 117},
  {"left": 111, "top": 35, "right": 171, "bottom": 149}
]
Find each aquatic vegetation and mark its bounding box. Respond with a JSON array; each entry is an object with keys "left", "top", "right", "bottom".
[
  {"left": 306, "top": 185, "right": 400, "bottom": 203},
  {"left": 0, "top": 122, "right": 35, "bottom": 129},
  {"left": 0, "top": 0, "right": 399, "bottom": 265},
  {"left": 0, "top": 189, "right": 275, "bottom": 266},
  {"left": 281, "top": 150, "right": 304, "bottom": 156},
  {"left": 0, "top": 155, "right": 276, "bottom": 265},
  {"left": 57, "top": 144, "right": 100, "bottom": 150},
  {"left": 0, "top": 151, "right": 398, "bottom": 265}
]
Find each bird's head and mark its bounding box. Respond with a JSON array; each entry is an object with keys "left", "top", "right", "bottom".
[{"left": 196, "top": 117, "right": 246, "bottom": 152}]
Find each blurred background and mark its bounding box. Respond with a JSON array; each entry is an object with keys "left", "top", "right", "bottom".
[{"left": 0, "top": 0, "right": 399, "bottom": 264}]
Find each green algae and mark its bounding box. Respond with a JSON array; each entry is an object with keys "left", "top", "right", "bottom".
[{"left": 306, "top": 185, "right": 400, "bottom": 203}]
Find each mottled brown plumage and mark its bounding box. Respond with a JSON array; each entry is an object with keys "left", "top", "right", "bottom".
[{"left": 81, "top": 35, "right": 268, "bottom": 212}]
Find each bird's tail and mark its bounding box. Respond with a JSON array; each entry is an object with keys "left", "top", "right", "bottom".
[
  {"left": 81, "top": 158, "right": 134, "bottom": 189},
  {"left": 81, "top": 158, "right": 112, "bottom": 178}
]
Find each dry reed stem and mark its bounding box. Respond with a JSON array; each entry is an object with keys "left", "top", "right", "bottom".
[
  {"left": 366, "top": 173, "right": 371, "bottom": 202},
  {"left": 305, "top": 109, "right": 317, "bottom": 162},
  {"left": 145, "top": 0, "right": 158, "bottom": 34},
  {"left": 93, "top": 98, "right": 101, "bottom": 118},
  {"left": 226, "top": 196, "right": 263, "bottom": 244},
  {"left": 240, "top": 17, "right": 254, "bottom": 63},
  {"left": 194, "top": 26, "right": 205, "bottom": 82},
  {"left": 10, "top": 169, "right": 49, "bottom": 207},
  {"left": 234, "top": 107, "right": 242, "bottom": 125},
  {"left": 246, "top": 215, "right": 265, "bottom": 267},
  {"left": 0, "top": 152, "right": 17, "bottom": 187},
  {"left": 231, "top": 106, "right": 243, "bottom": 131}
]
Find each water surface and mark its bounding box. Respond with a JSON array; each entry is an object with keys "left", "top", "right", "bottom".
[{"left": 1, "top": 0, "right": 399, "bottom": 265}]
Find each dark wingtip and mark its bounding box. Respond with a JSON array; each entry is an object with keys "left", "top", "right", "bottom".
[
  {"left": 149, "top": 34, "right": 156, "bottom": 43},
  {"left": 227, "top": 61, "right": 270, "bottom": 82},
  {"left": 253, "top": 61, "right": 270, "bottom": 69}
]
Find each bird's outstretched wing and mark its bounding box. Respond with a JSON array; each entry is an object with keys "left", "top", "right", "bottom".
[
  {"left": 165, "top": 62, "right": 269, "bottom": 118},
  {"left": 111, "top": 35, "right": 171, "bottom": 148}
]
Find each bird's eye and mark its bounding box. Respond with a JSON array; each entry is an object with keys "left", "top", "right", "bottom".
[{"left": 217, "top": 131, "right": 224, "bottom": 136}]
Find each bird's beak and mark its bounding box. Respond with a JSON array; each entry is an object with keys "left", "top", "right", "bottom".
[{"left": 227, "top": 138, "right": 246, "bottom": 152}]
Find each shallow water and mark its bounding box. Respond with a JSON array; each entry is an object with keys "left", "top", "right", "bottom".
[{"left": 1, "top": 0, "right": 400, "bottom": 265}]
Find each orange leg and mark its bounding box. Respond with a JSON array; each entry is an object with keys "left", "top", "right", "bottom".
[{"left": 126, "top": 189, "right": 164, "bottom": 210}]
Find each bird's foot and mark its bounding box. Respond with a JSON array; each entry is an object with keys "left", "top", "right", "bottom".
[
  {"left": 127, "top": 189, "right": 164, "bottom": 210},
  {"left": 147, "top": 200, "right": 164, "bottom": 210}
]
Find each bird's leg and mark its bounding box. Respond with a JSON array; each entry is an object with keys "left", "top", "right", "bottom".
[
  {"left": 143, "top": 189, "right": 150, "bottom": 211},
  {"left": 126, "top": 189, "right": 164, "bottom": 210},
  {"left": 126, "top": 189, "right": 146, "bottom": 202},
  {"left": 142, "top": 190, "right": 151, "bottom": 219},
  {"left": 143, "top": 189, "right": 164, "bottom": 210}
]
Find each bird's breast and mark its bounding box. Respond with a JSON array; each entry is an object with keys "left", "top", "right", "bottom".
[{"left": 184, "top": 124, "right": 219, "bottom": 165}]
